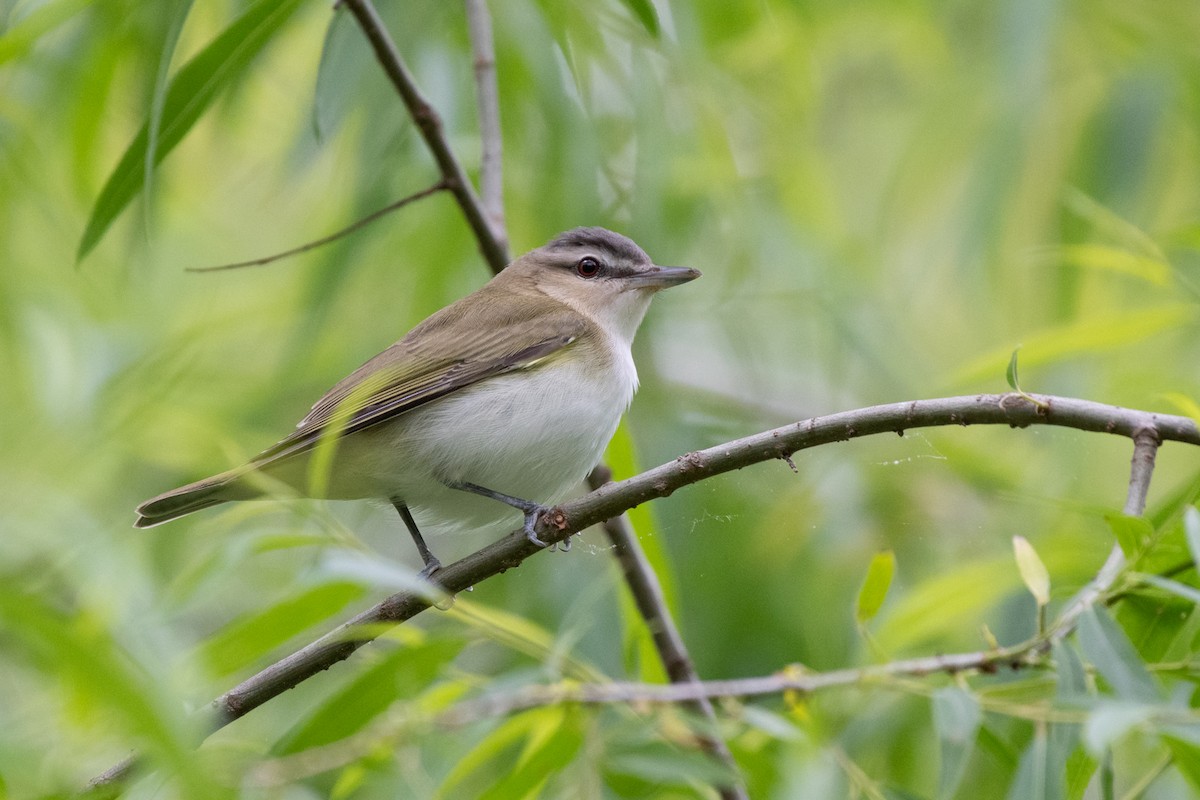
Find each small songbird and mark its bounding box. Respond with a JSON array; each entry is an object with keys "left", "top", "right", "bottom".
[{"left": 135, "top": 228, "right": 699, "bottom": 575}]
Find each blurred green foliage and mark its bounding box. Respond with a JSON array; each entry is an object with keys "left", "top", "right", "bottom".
[{"left": 2, "top": 0, "right": 1200, "bottom": 797}]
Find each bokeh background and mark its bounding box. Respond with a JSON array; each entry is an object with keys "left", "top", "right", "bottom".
[{"left": 3, "top": 0, "right": 1200, "bottom": 797}]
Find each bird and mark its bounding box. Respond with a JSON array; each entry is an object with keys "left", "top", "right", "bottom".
[{"left": 135, "top": 227, "right": 700, "bottom": 575}]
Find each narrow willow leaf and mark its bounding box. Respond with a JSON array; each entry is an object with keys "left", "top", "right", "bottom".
[
  {"left": 618, "top": 0, "right": 660, "bottom": 37},
  {"left": 1057, "top": 244, "right": 1171, "bottom": 286},
  {"left": 1163, "top": 731, "right": 1200, "bottom": 792},
  {"left": 144, "top": 0, "right": 195, "bottom": 219},
  {"left": 855, "top": 549, "right": 896, "bottom": 624},
  {"left": 1076, "top": 606, "right": 1160, "bottom": 703},
  {"left": 1135, "top": 573, "right": 1200, "bottom": 605},
  {"left": 1185, "top": 506, "right": 1200, "bottom": 568},
  {"left": 1013, "top": 536, "right": 1050, "bottom": 606},
  {"left": 274, "top": 637, "right": 465, "bottom": 754},
  {"left": 1053, "top": 641, "right": 1088, "bottom": 698},
  {"left": 198, "top": 581, "right": 366, "bottom": 677},
  {"left": 436, "top": 707, "right": 580, "bottom": 799},
  {"left": 933, "top": 687, "right": 981, "bottom": 800},
  {"left": 312, "top": 6, "right": 362, "bottom": 141},
  {"left": 1006, "top": 348, "right": 1021, "bottom": 391},
  {"left": 1005, "top": 724, "right": 1050, "bottom": 800},
  {"left": 951, "top": 305, "right": 1196, "bottom": 386},
  {"left": 1082, "top": 702, "right": 1155, "bottom": 755},
  {"left": 1161, "top": 393, "right": 1200, "bottom": 427},
  {"left": 0, "top": 0, "right": 91, "bottom": 66},
  {"left": 77, "top": 0, "right": 305, "bottom": 261}
]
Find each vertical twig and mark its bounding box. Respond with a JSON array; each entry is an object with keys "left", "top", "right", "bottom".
[
  {"left": 341, "top": 0, "right": 510, "bottom": 271},
  {"left": 1052, "top": 427, "right": 1162, "bottom": 637},
  {"left": 464, "top": 0, "right": 507, "bottom": 254},
  {"left": 588, "top": 467, "right": 748, "bottom": 800}
]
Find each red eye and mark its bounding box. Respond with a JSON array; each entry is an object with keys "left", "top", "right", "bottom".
[{"left": 576, "top": 257, "right": 601, "bottom": 278}]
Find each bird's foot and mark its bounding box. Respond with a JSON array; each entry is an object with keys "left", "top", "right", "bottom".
[{"left": 447, "top": 481, "right": 552, "bottom": 549}]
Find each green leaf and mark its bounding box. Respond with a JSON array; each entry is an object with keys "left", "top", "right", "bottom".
[
  {"left": 1006, "top": 348, "right": 1021, "bottom": 391},
  {"left": 1163, "top": 730, "right": 1200, "bottom": 792},
  {"left": 1056, "top": 244, "right": 1171, "bottom": 286},
  {"left": 855, "top": 549, "right": 896, "bottom": 624},
  {"left": 618, "top": 0, "right": 660, "bottom": 37},
  {"left": 197, "top": 580, "right": 366, "bottom": 677},
  {"left": 1076, "top": 606, "right": 1160, "bottom": 703},
  {"left": 1053, "top": 641, "right": 1088, "bottom": 698},
  {"left": 1082, "top": 702, "right": 1154, "bottom": 755},
  {"left": 1134, "top": 573, "right": 1200, "bottom": 605},
  {"left": 605, "top": 422, "right": 673, "bottom": 682},
  {"left": 77, "top": 0, "right": 306, "bottom": 261},
  {"left": 436, "top": 706, "right": 582, "bottom": 799},
  {"left": 933, "top": 686, "right": 981, "bottom": 800},
  {"left": 274, "top": 636, "right": 465, "bottom": 754},
  {"left": 1185, "top": 506, "right": 1200, "bottom": 567},
  {"left": 1005, "top": 725, "right": 1053, "bottom": 800},
  {"left": 1013, "top": 535, "right": 1050, "bottom": 606},
  {"left": 0, "top": 0, "right": 91, "bottom": 66},
  {"left": 1104, "top": 513, "right": 1154, "bottom": 562},
  {"left": 312, "top": 6, "right": 364, "bottom": 141},
  {"left": 144, "top": 0, "right": 195, "bottom": 219},
  {"left": 951, "top": 305, "right": 1196, "bottom": 386}
]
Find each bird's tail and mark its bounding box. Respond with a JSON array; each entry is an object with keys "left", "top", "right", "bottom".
[{"left": 134, "top": 469, "right": 258, "bottom": 528}]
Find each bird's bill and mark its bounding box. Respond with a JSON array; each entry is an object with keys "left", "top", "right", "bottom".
[{"left": 626, "top": 265, "right": 702, "bottom": 289}]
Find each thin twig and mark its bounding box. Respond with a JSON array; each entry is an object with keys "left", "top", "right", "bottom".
[
  {"left": 187, "top": 181, "right": 449, "bottom": 272},
  {"left": 587, "top": 465, "right": 748, "bottom": 800},
  {"left": 87, "top": 393, "right": 1200, "bottom": 789},
  {"left": 248, "top": 639, "right": 1042, "bottom": 787},
  {"left": 1050, "top": 427, "right": 1163, "bottom": 640},
  {"left": 341, "top": 0, "right": 510, "bottom": 271},
  {"left": 463, "top": 0, "right": 506, "bottom": 252}
]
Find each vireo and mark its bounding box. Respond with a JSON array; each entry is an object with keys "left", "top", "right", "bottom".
[{"left": 135, "top": 227, "right": 699, "bottom": 574}]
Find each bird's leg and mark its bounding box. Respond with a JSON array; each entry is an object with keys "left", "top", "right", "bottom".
[
  {"left": 392, "top": 500, "right": 442, "bottom": 578},
  {"left": 446, "top": 481, "right": 550, "bottom": 548}
]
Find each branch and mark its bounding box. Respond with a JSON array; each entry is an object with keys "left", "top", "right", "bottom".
[
  {"left": 250, "top": 640, "right": 1046, "bottom": 786},
  {"left": 1049, "top": 427, "right": 1163, "bottom": 640},
  {"left": 587, "top": 466, "right": 747, "bottom": 800},
  {"left": 341, "top": 0, "right": 510, "bottom": 271},
  {"left": 463, "top": 0, "right": 506, "bottom": 252},
  {"left": 87, "top": 393, "right": 1200, "bottom": 789},
  {"left": 186, "top": 181, "right": 449, "bottom": 272}
]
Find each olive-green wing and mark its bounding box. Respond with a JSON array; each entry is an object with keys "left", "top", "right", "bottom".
[{"left": 250, "top": 304, "right": 583, "bottom": 468}]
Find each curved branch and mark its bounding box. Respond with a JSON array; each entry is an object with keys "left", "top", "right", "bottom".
[{"left": 87, "top": 393, "right": 1200, "bottom": 789}]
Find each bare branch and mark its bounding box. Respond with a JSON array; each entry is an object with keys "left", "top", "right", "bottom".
[
  {"left": 187, "top": 181, "right": 449, "bottom": 272},
  {"left": 464, "top": 0, "right": 506, "bottom": 252},
  {"left": 250, "top": 638, "right": 1043, "bottom": 786},
  {"left": 87, "top": 392, "right": 1200, "bottom": 789},
  {"left": 587, "top": 465, "right": 748, "bottom": 800},
  {"left": 341, "top": 0, "right": 510, "bottom": 271},
  {"left": 1123, "top": 427, "right": 1162, "bottom": 517},
  {"left": 1050, "top": 427, "right": 1163, "bottom": 640}
]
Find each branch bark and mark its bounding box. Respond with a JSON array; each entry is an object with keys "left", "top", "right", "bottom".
[
  {"left": 587, "top": 465, "right": 747, "bottom": 800},
  {"left": 463, "top": 0, "right": 506, "bottom": 252},
  {"left": 341, "top": 0, "right": 510, "bottom": 270},
  {"left": 87, "top": 392, "right": 1200, "bottom": 789}
]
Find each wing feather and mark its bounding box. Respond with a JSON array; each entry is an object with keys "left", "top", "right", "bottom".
[{"left": 250, "top": 293, "right": 584, "bottom": 468}]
